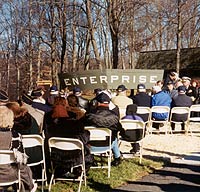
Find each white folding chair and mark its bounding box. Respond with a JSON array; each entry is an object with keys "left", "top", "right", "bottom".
[
  {"left": 149, "top": 106, "right": 171, "bottom": 134},
  {"left": 48, "top": 137, "right": 86, "bottom": 192},
  {"left": 169, "top": 107, "right": 190, "bottom": 134},
  {"left": 136, "top": 106, "right": 151, "bottom": 134},
  {"left": 0, "top": 150, "right": 21, "bottom": 192},
  {"left": 119, "top": 120, "right": 145, "bottom": 164},
  {"left": 22, "top": 135, "right": 47, "bottom": 192},
  {"left": 188, "top": 104, "right": 200, "bottom": 135},
  {"left": 119, "top": 107, "right": 127, "bottom": 119},
  {"left": 85, "top": 127, "right": 112, "bottom": 178}
]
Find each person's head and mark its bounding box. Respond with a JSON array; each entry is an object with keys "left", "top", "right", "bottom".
[
  {"left": 6, "top": 102, "right": 27, "bottom": 118},
  {"left": 137, "top": 84, "right": 146, "bottom": 92},
  {"left": 31, "top": 88, "right": 43, "bottom": 98},
  {"left": 0, "top": 90, "right": 9, "bottom": 104},
  {"left": 174, "top": 78, "right": 183, "bottom": 88},
  {"left": 116, "top": 85, "right": 128, "bottom": 95},
  {"left": 52, "top": 96, "right": 69, "bottom": 118},
  {"left": 167, "top": 81, "right": 174, "bottom": 91},
  {"left": 50, "top": 85, "right": 59, "bottom": 95},
  {"left": 126, "top": 104, "right": 138, "bottom": 115},
  {"left": 182, "top": 76, "right": 191, "bottom": 87},
  {"left": 96, "top": 92, "right": 110, "bottom": 107},
  {"left": 0, "top": 106, "right": 14, "bottom": 128},
  {"left": 93, "top": 88, "right": 102, "bottom": 96},
  {"left": 169, "top": 71, "right": 178, "bottom": 81},
  {"left": 73, "top": 87, "right": 82, "bottom": 97},
  {"left": 152, "top": 85, "right": 162, "bottom": 94},
  {"left": 191, "top": 79, "right": 199, "bottom": 88},
  {"left": 54, "top": 96, "right": 68, "bottom": 107},
  {"left": 177, "top": 85, "right": 187, "bottom": 94},
  {"left": 156, "top": 80, "right": 163, "bottom": 88},
  {"left": 67, "top": 94, "right": 79, "bottom": 107}
]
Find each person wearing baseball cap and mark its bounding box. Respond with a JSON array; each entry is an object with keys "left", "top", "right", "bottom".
[
  {"left": 85, "top": 92, "right": 125, "bottom": 166},
  {"left": 112, "top": 84, "right": 133, "bottom": 111},
  {"left": 171, "top": 85, "right": 193, "bottom": 131}
]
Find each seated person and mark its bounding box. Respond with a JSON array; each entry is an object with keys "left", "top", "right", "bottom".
[
  {"left": 84, "top": 92, "right": 125, "bottom": 166},
  {"left": 0, "top": 106, "right": 36, "bottom": 192},
  {"left": 6, "top": 101, "right": 40, "bottom": 135},
  {"left": 44, "top": 96, "right": 93, "bottom": 177},
  {"left": 121, "top": 104, "right": 144, "bottom": 154}
]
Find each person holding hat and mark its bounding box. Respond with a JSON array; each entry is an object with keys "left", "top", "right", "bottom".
[
  {"left": 171, "top": 85, "right": 193, "bottom": 131},
  {"left": 85, "top": 92, "right": 125, "bottom": 166},
  {"left": 0, "top": 89, "right": 9, "bottom": 105}
]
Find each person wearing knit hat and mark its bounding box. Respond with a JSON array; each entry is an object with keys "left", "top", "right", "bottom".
[{"left": 0, "top": 90, "right": 9, "bottom": 104}]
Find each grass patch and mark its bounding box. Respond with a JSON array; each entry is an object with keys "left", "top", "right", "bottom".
[{"left": 37, "top": 157, "right": 164, "bottom": 192}]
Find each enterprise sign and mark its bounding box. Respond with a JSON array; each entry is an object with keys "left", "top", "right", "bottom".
[{"left": 59, "top": 69, "right": 164, "bottom": 90}]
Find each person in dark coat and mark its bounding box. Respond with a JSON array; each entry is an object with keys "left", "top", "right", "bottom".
[
  {"left": 171, "top": 86, "right": 193, "bottom": 131},
  {"left": 133, "top": 84, "right": 151, "bottom": 122},
  {"left": 44, "top": 96, "right": 93, "bottom": 178},
  {"left": 84, "top": 92, "right": 125, "bottom": 166}
]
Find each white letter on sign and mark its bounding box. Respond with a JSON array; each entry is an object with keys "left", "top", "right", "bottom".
[
  {"left": 72, "top": 78, "right": 79, "bottom": 85},
  {"left": 150, "top": 76, "right": 157, "bottom": 83},
  {"left": 64, "top": 78, "right": 71, "bottom": 86},
  {"left": 90, "top": 76, "right": 97, "bottom": 84},
  {"left": 122, "top": 75, "right": 130, "bottom": 83},
  {"left": 139, "top": 76, "right": 147, "bottom": 83},
  {"left": 111, "top": 75, "right": 119, "bottom": 83},
  {"left": 100, "top": 76, "right": 108, "bottom": 83},
  {"left": 80, "top": 77, "right": 87, "bottom": 84}
]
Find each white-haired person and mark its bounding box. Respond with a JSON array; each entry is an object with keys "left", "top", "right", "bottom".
[{"left": 0, "top": 106, "right": 37, "bottom": 192}]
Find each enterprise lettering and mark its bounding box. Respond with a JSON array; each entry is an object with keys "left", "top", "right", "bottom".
[{"left": 64, "top": 75, "right": 158, "bottom": 86}]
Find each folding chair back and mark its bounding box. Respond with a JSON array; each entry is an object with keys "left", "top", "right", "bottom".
[
  {"left": 169, "top": 107, "right": 190, "bottom": 133},
  {"left": 188, "top": 104, "right": 200, "bottom": 134},
  {"left": 48, "top": 137, "right": 86, "bottom": 192},
  {"left": 119, "top": 120, "right": 145, "bottom": 163},
  {"left": 22, "top": 135, "right": 47, "bottom": 191},
  {"left": 149, "top": 106, "right": 171, "bottom": 134},
  {"left": 85, "top": 127, "right": 112, "bottom": 178},
  {"left": 119, "top": 107, "right": 127, "bottom": 119},
  {"left": 0, "top": 150, "right": 21, "bottom": 191}
]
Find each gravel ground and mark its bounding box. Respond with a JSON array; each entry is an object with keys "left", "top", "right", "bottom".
[{"left": 119, "top": 124, "right": 200, "bottom": 162}]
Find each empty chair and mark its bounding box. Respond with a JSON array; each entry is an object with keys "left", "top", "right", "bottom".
[
  {"left": 136, "top": 106, "right": 151, "bottom": 134},
  {"left": 149, "top": 106, "right": 171, "bottom": 134},
  {"left": 188, "top": 104, "right": 200, "bottom": 135},
  {"left": 0, "top": 150, "right": 21, "bottom": 192},
  {"left": 119, "top": 120, "right": 145, "bottom": 164},
  {"left": 85, "top": 127, "right": 112, "bottom": 178},
  {"left": 22, "top": 134, "right": 47, "bottom": 191},
  {"left": 48, "top": 137, "right": 86, "bottom": 192},
  {"left": 169, "top": 107, "right": 190, "bottom": 133}
]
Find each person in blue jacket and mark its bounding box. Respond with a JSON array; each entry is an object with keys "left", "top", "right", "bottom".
[{"left": 151, "top": 85, "right": 172, "bottom": 129}]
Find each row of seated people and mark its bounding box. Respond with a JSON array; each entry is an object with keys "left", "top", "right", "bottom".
[{"left": 0, "top": 89, "right": 142, "bottom": 191}]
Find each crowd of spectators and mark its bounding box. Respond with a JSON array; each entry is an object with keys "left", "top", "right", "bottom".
[{"left": 0, "top": 71, "right": 200, "bottom": 191}]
